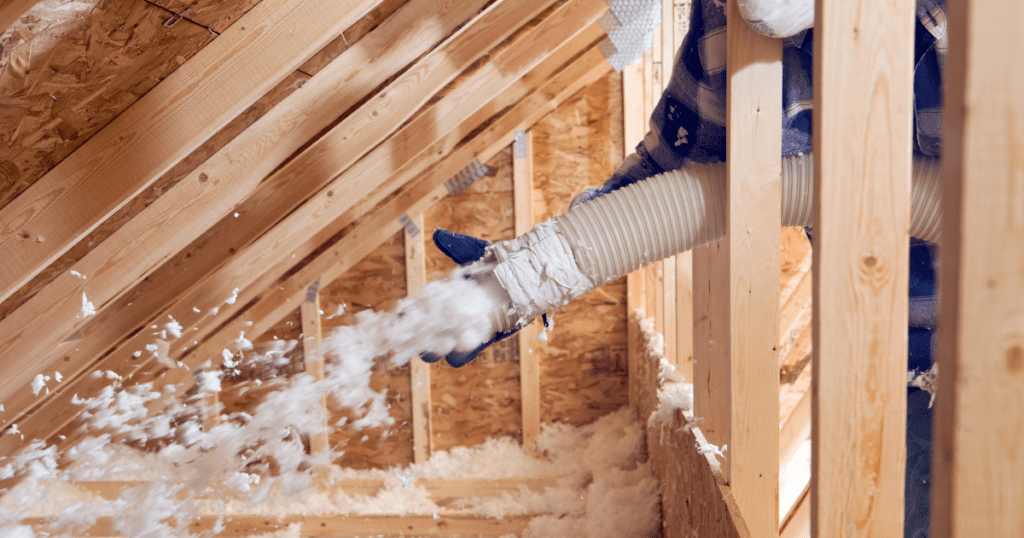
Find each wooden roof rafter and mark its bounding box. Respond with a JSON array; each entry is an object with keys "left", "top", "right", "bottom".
[
  {"left": 0, "top": 0, "right": 381, "bottom": 304},
  {"left": 157, "top": 39, "right": 614, "bottom": 394},
  {"left": 0, "top": 0, "right": 612, "bottom": 453},
  {"left": 0, "top": 0, "right": 545, "bottom": 432},
  {"left": 35, "top": 34, "right": 611, "bottom": 456}
]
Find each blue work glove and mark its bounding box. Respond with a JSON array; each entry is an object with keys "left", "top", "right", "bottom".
[{"left": 419, "top": 229, "right": 521, "bottom": 368}]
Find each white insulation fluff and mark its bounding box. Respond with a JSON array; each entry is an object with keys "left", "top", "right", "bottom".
[{"left": 1, "top": 267, "right": 659, "bottom": 537}]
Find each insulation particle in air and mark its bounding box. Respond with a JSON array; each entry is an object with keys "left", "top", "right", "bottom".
[
  {"left": 80, "top": 293, "right": 96, "bottom": 318},
  {"left": 31, "top": 374, "right": 50, "bottom": 395}
]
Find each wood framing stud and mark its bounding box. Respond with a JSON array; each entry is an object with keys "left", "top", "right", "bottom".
[
  {"left": 811, "top": 0, "right": 914, "bottom": 535},
  {"left": 932, "top": 0, "right": 1024, "bottom": 535},
  {"left": 724, "top": 1, "right": 782, "bottom": 535},
  {"left": 513, "top": 129, "right": 541, "bottom": 446},
  {"left": 404, "top": 212, "right": 432, "bottom": 463},
  {"left": 300, "top": 279, "right": 328, "bottom": 455}
]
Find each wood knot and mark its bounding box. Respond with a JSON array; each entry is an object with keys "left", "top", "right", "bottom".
[
  {"left": 20, "top": 231, "right": 30, "bottom": 239},
  {"left": 198, "top": 173, "right": 209, "bottom": 183},
  {"left": 1007, "top": 345, "right": 1024, "bottom": 374},
  {"left": 863, "top": 255, "right": 877, "bottom": 268}
]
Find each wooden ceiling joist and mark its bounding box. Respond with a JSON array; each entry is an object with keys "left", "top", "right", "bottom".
[
  {"left": 0, "top": 0, "right": 520, "bottom": 431},
  {"left": 0, "top": 0, "right": 380, "bottom": 305},
  {"left": 0, "top": 3, "right": 610, "bottom": 451},
  {"left": 24, "top": 514, "right": 532, "bottom": 537}
]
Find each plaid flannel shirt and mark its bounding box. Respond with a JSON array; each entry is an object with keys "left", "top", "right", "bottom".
[{"left": 577, "top": 0, "right": 945, "bottom": 337}]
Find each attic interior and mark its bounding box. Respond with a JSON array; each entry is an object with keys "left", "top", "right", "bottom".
[{"left": 1, "top": 0, "right": 1021, "bottom": 537}]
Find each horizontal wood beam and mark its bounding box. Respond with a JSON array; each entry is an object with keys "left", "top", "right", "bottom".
[
  {"left": 0, "top": 0, "right": 534, "bottom": 434},
  {"left": 23, "top": 514, "right": 532, "bottom": 537},
  {"left": 70, "top": 477, "right": 555, "bottom": 502},
  {"left": 9, "top": 39, "right": 611, "bottom": 454},
  {"left": 0, "top": 0, "right": 379, "bottom": 304}
]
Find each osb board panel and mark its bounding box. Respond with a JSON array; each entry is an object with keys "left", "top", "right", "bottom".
[
  {"left": 317, "top": 232, "right": 412, "bottom": 469},
  {"left": 423, "top": 146, "right": 516, "bottom": 280},
  {"left": 0, "top": 0, "right": 218, "bottom": 208},
  {"left": 530, "top": 72, "right": 629, "bottom": 427},
  {"left": 327, "top": 357, "right": 413, "bottom": 470},
  {"left": 633, "top": 314, "right": 750, "bottom": 538},
  {"left": 429, "top": 346, "right": 523, "bottom": 453},
  {"left": 780, "top": 226, "right": 811, "bottom": 288},
  {"left": 320, "top": 232, "right": 407, "bottom": 330},
  {"left": 424, "top": 147, "right": 523, "bottom": 451},
  {"left": 530, "top": 72, "right": 623, "bottom": 223}
]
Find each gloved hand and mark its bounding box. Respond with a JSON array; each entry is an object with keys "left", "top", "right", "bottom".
[{"left": 419, "top": 229, "right": 523, "bottom": 368}]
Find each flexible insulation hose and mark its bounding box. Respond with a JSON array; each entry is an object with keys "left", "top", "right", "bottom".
[{"left": 555, "top": 153, "right": 942, "bottom": 286}]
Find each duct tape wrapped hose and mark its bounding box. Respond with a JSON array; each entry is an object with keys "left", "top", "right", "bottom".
[{"left": 487, "top": 153, "right": 942, "bottom": 332}]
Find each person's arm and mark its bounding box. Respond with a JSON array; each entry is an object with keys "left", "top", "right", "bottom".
[{"left": 736, "top": 0, "right": 814, "bottom": 38}]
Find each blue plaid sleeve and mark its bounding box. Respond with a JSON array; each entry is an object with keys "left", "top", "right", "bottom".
[{"left": 573, "top": 0, "right": 946, "bottom": 210}]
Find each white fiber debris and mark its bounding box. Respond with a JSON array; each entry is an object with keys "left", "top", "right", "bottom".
[
  {"left": 226, "top": 288, "right": 240, "bottom": 305},
  {"left": 325, "top": 303, "right": 346, "bottom": 319},
  {"left": 908, "top": 363, "right": 938, "bottom": 407},
  {"left": 3, "top": 264, "right": 660, "bottom": 537},
  {"left": 225, "top": 471, "right": 260, "bottom": 492},
  {"left": 698, "top": 443, "right": 728, "bottom": 461},
  {"left": 236, "top": 331, "right": 254, "bottom": 351},
  {"left": 81, "top": 292, "right": 96, "bottom": 317},
  {"left": 196, "top": 370, "right": 222, "bottom": 393},
  {"left": 70, "top": 270, "right": 86, "bottom": 279},
  {"left": 54, "top": 371, "right": 63, "bottom": 382},
  {"left": 31, "top": 374, "right": 50, "bottom": 396},
  {"left": 165, "top": 317, "right": 183, "bottom": 338}
]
